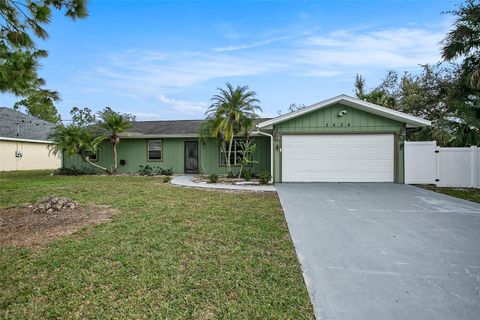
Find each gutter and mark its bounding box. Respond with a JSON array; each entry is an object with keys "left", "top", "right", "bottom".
[
  {"left": 255, "top": 126, "right": 274, "bottom": 184},
  {"left": 0, "top": 136, "right": 53, "bottom": 144}
]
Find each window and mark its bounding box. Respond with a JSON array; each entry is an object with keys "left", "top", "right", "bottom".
[
  {"left": 148, "top": 140, "right": 163, "bottom": 161},
  {"left": 86, "top": 151, "right": 98, "bottom": 162},
  {"left": 220, "top": 139, "right": 246, "bottom": 166}
]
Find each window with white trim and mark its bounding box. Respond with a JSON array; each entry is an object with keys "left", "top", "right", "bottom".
[
  {"left": 85, "top": 150, "right": 98, "bottom": 162},
  {"left": 220, "top": 139, "right": 246, "bottom": 166},
  {"left": 148, "top": 140, "right": 163, "bottom": 161}
]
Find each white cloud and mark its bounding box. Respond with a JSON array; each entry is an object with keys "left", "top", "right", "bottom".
[
  {"left": 157, "top": 94, "right": 207, "bottom": 115},
  {"left": 299, "top": 27, "right": 443, "bottom": 68},
  {"left": 116, "top": 92, "right": 139, "bottom": 99},
  {"left": 121, "top": 111, "right": 164, "bottom": 121},
  {"left": 212, "top": 36, "right": 289, "bottom": 52},
  {"left": 76, "top": 24, "right": 447, "bottom": 118}
]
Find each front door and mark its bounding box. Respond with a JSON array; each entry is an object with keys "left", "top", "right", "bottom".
[{"left": 184, "top": 141, "right": 199, "bottom": 174}]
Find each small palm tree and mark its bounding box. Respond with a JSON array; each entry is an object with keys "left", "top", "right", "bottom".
[
  {"left": 97, "top": 108, "right": 133, "bottom": 174},
  {"left": 204, "top": 83, "right": 261, "bottom": 175},
  {"left": 48, "top": 124, "right": 107, "bottom": 172}
]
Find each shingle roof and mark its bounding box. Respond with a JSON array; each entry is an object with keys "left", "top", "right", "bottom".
[
  {"left": 124, "top": 118, "right": 272, "bottom": 136},
  {"left": 0, "top": 107, "right": 56, "bottom": 141},
  {"left": 126, "top": 120, "right": 205, "bottom": 136},
  {"left": 0, "top": 107, "right": 271, "bottom": 140}
]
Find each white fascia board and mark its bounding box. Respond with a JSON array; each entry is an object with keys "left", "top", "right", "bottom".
[
  {"left": 119, "top": 134, "right": 199, "bottom": 138},
  {"left": 0, "top": 136, "right": 53, "bottom": 144},
  {"left": 119, "top": 132, "right": 262, "bottom": 139},
  {"left": 258, "top": 94, "right": 431, "bottom": 129}
]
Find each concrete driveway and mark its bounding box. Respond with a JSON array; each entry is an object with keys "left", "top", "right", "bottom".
[{"left": 276, "top": 183, "right": 480, "bottom": 320}]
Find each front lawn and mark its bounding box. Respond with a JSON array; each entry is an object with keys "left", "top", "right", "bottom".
[
  {"left": 419, "top": 185, "right": 480, "bottom": 204},
  {"left": 0, "top": 171, "right": 313, "bottom": 319}
]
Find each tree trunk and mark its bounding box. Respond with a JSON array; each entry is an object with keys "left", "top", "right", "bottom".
[
  {"left": 237, "top": 138, "right": 249, "bottom": 178},
  {"left": 226, "top": 136, "right": 234, "bottom": 176},
  {"left": 113, "top": 143, "right": 118, "bottom": 174},
  {"left": 80, "top": 155, "right": 109, "bottom": 173}
]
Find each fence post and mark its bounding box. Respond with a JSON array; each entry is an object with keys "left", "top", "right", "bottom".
[
  {"left": 471, "top": 146, "right": 478, "bottom": 188},
  {"left": 435, "top": 146, "right": 441, "bottom": 186}
]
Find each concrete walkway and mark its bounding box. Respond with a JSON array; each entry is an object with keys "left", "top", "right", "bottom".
[
  {"left": 277, "top": 183, "right": 480, "bottom": 320},
  {"left": 171, "top": 175, "right": 276, "bottom": 192}
]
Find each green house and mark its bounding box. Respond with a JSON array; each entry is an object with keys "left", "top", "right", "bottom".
[{"left": 63, "top": 95, "right": 430, "bottom": 183}]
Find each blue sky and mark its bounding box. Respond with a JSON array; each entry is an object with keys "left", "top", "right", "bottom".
[{"left": 1, "top": 0, "right": 460, "bottom": 121}]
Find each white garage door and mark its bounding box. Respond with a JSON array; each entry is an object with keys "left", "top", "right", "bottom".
[{"left": 282, "top": 134, "right": 394, "bottom": 182}]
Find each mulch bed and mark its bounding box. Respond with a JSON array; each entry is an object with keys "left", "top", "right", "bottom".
[
  {"left": 0, "top": 204, "right": 117, "bottom": 248},
  {"left": 193, "top": 175, "right": 261, "bottom": 185}
]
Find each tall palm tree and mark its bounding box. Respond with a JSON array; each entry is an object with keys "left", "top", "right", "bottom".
[
  {"left": 204, "top": 82, "right": 261, "bottom": 175},
  {"left": 48, "top": 124, "right": 107, "bottom": 172},
  {"left": 97, "top": 108, "right": 133, "bottom": 174},
  {"left": 442, "top": 0, "right": 480, "bottom": 89}
]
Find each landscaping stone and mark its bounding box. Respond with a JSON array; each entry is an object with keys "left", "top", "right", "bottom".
[
  {"left": 172, "top": 175, "right": 276, "bottom": 192},
  {"left": 33, "top": 196, "right": 78, "bottom": 214}
]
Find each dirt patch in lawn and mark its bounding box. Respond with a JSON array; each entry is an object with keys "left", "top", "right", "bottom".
[{"left": 0, "top": 203, "right": 117, "bottom": 248}]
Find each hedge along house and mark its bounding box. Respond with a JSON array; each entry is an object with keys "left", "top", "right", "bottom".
[
  {"left": 63, "top": 94, "right": 430, "bottom": 182},
  {"left": 63, "top": 119, "right": 272, "bottom": 175},
  {"left": 257, "top": 95, "right": 430, "bottom": 183}
]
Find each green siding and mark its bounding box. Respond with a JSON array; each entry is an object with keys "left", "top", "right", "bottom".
[
  {"left": 272, "top": 103, "right": 406, "bottom": 183},
  {"left": 63, "top": 137, "right": 271, "bottom": 175}
]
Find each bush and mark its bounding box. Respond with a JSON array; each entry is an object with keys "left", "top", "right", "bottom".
[
  {"left": 259, "top": 171, "right": 271, "bottom": 184},
  {"left": 241, "top": 169, "right": 252, "bottom": 181},
  {"left": 138, "top": 165, "right": 154, "bottom": 176},
  {"left": 208, "top": 174, "right": 219, "bottom": 183},
  {"left": 162, "top": 176, "right": 171, "bottom": 183},
  {"left": 160, "top": 167, "right": 174, "bottom": 176},
  {"left": 54, "top": 166, "right": 95, "bottom": 176}
]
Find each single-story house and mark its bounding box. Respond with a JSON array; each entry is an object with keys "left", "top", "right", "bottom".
[
  {"left": 63, "top": 94, "right": 430, "bottom": 183},
  {"left": 0, "top": 107, "right": 62, "bottom": 171}
]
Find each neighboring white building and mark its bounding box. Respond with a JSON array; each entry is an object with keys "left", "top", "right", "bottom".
[{"left": 0, "top": 107, "right": 61, "bottom": 171}]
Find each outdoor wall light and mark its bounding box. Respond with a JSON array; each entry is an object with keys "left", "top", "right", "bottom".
[{"left": 338, "top": 110, "right": 347, "bottom": 117}]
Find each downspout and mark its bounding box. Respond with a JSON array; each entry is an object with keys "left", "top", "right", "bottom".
[{"left": 255, "top": 125, "right": 274, "bottom": 184}]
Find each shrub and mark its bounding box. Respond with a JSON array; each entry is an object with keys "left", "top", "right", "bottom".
[
  {"left": 138, "top": 165, "right": 154, "bottom": 176},
  {"left": 162, "top": 176, "right": 171, "bottom": 183},
  {"left": 160, "top": 167, "right": 174, "bottom": 176},
  {"left": 54, "top": 166, "right": 95, "bottom": 176},
  {"left": 208, "top": 174, "right": 219, "bottom": 183},
  {"left": 259, "top": 171, "right": 271, "bottom": 184},
  {"left": 241, "top": 169, "right": 252, "bottom": 181}
]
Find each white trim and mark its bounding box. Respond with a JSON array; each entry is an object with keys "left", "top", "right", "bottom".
[
  {"left": 258, "top": 94, "right": 431, "bottom": 129},
  {"left": 0, "top": 136, "right": 53, "bottom": 144},
  {"left": 255, "top": 128, "right": 274, "bottom": 183},
  {"left": 147, "top": 139, "right": 163, "bottom": 161},
  {"left": 119, "top": 132, "right": 262, "bottom": 138},
  {"left": 120, "top": 133, "right": 198, "bottom": 138}
]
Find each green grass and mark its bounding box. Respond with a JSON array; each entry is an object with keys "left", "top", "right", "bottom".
[
  {"left": 0, "top": 171, "right": 313, "bottom": 319},
  {"left": 420, "top": 185, "right": 480, "bottom": 204}
]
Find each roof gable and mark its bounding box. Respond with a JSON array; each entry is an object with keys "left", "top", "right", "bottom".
[
  {"left": 258, "top": 95, "right": 431, "bottom": 129},
  {"left": 274, "top": 102, "right": 404, "bottom": 133}
]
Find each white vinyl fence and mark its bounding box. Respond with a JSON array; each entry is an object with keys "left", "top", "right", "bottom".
[{"left": 405, "top": 141, "right": 480, "bottom": 188}]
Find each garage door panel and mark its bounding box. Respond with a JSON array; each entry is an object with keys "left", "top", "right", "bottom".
[{"left": 282, "top": 134, "right": 394, "bottom": 182}]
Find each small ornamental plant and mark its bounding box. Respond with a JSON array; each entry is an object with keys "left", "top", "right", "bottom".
[{"left": 208, "top": 174, "right": 219, "bottom": 183}]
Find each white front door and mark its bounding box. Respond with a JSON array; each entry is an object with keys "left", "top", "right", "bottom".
[{"left": 281, "top": 134, "right": 395, "bottom": 182}]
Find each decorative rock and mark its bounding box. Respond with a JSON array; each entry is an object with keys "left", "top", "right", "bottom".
[{"left": 33, "top": 196, "right": 78, "bottom": 214}]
